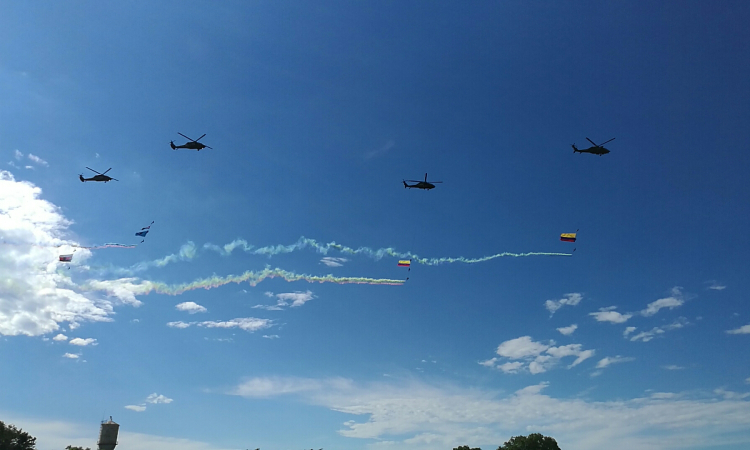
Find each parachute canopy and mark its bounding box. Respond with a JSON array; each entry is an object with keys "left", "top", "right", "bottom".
[
  {"left": 560, "top": 233, "right": 577, "bottom": 242},
  {"left": 398, "top": 260, "right": 411, "bottom": 267},
  {"left": 59, "top": 254, "right": 73, "bottom": 262}
]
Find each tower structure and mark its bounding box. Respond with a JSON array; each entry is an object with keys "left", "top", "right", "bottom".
[{"left": 97, "top": 417, "right": 119, "bottom": 450}]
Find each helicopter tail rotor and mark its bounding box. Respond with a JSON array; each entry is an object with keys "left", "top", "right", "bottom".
[
  {"left": 79, "top": 174, "right": 85, "bottom": 182},
  {"left": 170, "top": 141, "right": 176, "bottom": 150}
]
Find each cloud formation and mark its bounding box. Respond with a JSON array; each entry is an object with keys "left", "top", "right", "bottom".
[
  {"left": 0, "top": 171, "right": 132, "bottom": 336},
  {"left": 641, "top": 288, "right": 684, "bottom": 316},
  {"left": 27, "top": 154, "right": 48, "bottom": 166},
  {"left": 167, "top": 317, "right": 273, "bottom": 332},
  {"left": 727, "top": 324, "right": 750, "bottom": 335},
  {"left": 557, "top": 324, "right": 578, "bottom": 335},
  {"left": 544, "top": 293, "right": 582, "bottom": 315},
  {"left": 596, "top": 356, "right": 635, "bottom": 369},
  {"left": 230, "top": 376, "right": 750, "bottom": 450},
  {"left": 481, "top": 336, "right": 594, "bottom": 374},
  {"left": 175, "top": 301, "right": 207, "bottom": 314},
  {"left": 146, "top": 393, "right": 173, "bottom": 404},
  {"left": 321, "top": 257, "right": 348, "bottom": 267},
  {"left": 69, "top": 337, "right": 97, "bottom": 346},
  {"left": 630, "top": 318, "right": 689, "bottom": 342},
  {"left": 253, "top": 290, "right": 315, "bottom": 310},
  {"left": 590, "top": 306, "right": 632, "bottom": 324},
  {"left": 125, "top": 393, "right": 173, "bottom": 412}
]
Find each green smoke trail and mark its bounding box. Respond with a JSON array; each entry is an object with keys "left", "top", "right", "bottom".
[
  {"left": 85, "top": 266, "right": 405, "bottom": 297},
  {"left": 204, "top": 236, "right": 572, "bottom": 265}
]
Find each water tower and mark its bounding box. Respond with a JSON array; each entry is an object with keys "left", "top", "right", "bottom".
[{"left": 97, "top": 417, "right": 119, "bottom": 450}]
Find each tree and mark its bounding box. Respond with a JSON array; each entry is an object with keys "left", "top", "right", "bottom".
[
  {"left": 65, "top": 446, "right": 91, "bottom": 450},
  {"left": 454, "top": 446, "right": 482, "bottom": 450},
  {"left": 0, "top": 420, "right": 37, "bottom": 450},
  {"left": 497, "top": 433, "right": 560, "bottom": 450}
]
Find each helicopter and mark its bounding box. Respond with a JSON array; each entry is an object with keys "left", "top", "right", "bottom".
[
  {"left": 403, "top": 173, "right": 442, "bottom": 190},
  {"left": 572, "top": 137, "right": 615, "bottom": 155},
  {"left": 170, "top": 133, "right": 212, "bottom": 151},
  {"left": 79, "top": 167, "right": 118, "bottom": 183}
]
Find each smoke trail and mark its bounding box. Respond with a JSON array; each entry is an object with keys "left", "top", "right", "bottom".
[
  {"left": 204, "top": 236, "right": 572, "bottom": 265},
  {"left": 85, "top": 266, "right": 405, "bottom": 298},
  {"left": 79, "top": 236, "right": 571, "bottom": 277},
  {"left": 79, "top": 243, "right": 138, "bottom": 249}
]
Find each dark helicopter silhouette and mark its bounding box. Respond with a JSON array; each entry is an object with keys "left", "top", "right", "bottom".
[
  {"left": 403, "top": 173, "right": 442, "bottom": 190},
  {"left": 79, "top": 167, "right": 118, "bottom": 182},
  {"left": 170, "top": 133, "right": 212, "bottom": 151},
  {"left": 572, "top": 137, "right": 615, "bottom": 155}
]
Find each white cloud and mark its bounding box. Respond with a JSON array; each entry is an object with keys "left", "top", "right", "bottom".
[
  {"left": 624, "top": 326, "right": 637, "bottom": 337},
  {"left": 52, "top": 333, "right": 68, "bottom": 341},
  {"left": 641, "top": 288, "right": 684, "bottom": 316},
  {"left": 14, "top": 150, "right": 23, "bottom": 160},
  {"left": 483, "top": 337, "right": 593, "bottom": 374},
  {"left": 706, "top": 280, "right": 726, "bottom": 290},
  {"left": 232, "top": 376, "right": 334, "bottom": 398},
  {"left": 662, "top": 365, "right": 685, "bottom": 370},
  {"left": 746, "top": 377, "right": 750, "bottom": 384},
  {"left": 229, "top": 376, "right": 750, "bottom": 450},
  {"left": 253, "top": 290, "right": 314, "bottom": 309},
  {"left": 714, "top": 388, "right": 750, "bottom": 400},
  {"left": 364, "top": 139, "right": 395, "bottom": 160},
  {"left": 495, "top": 336, "right": 549, "bottom": 359},
  {"left": 727, "top": 324, "right": 750, "bottom": 335},
  {"left": 497, "top": 361, "right": 524, "bottom": 373},
  {"left": 590, "top": 307, "right": 632, "bottom": 324},
  {"left": 631, "top": 318, "right": 688, "bottom": 342},
  {"left": 0, "top": 415, "right": 236, "bottom": 450},
  {"left": 146, "top": 393, "right": 173, "bottom": 404},
  {"left": 596, "top": 356, "right": 635, "bottom": 369},
  {"left": 62, "top": 353, "right": 79, "bottom": 359},
  {"left": 125, "top": 404, "right": 146, "bottom": 412},
  {"left": 557, "top": 324, "right": 577, "bottom": 335},
  {"left": 0, "top": 171, "right": 138, "bottom": 336},
  {"left": 168, "top": 317, "right": 272, "bottom": 332},
  {"left": 544, "top": 292, "right": 582, "bottom": 315},
  {"left": 262, "top": 334, "right": 280, "bottom": 339},
  {"left": 27, "top": 154, "right": 48, "bottom": 166},
  {"left": 321, "top": 257, "right": 348, "bottom": 267},
  {"left": 69, "top": 337, "right": 97, "bottom": 346},
  {"left": 175, "top": 301, "right": 207, "bottom": 314}
]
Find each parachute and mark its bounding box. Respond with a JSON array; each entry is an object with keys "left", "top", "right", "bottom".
[{"left": 560, "top": 233, "right": 577, "bottom": 243}]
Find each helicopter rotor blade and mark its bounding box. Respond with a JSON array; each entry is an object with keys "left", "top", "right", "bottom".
[
  {"left": 600, "top": 137, "right": 615, "bottom": 145},
  {"left": 204, "top": 145, "right": 213, "bottom": 149},
  {"left": 85, "top": 167, "right": 102, "bottom": 175},
  {"left": 178, "top": 132, "right": 194, "bottom": 141},
  {"left": 102, "top": 168, "right": 112, "bottom": 175},
  {"left": 586, "top": 137, "right": 597, "bottom": 147},
  {"left": 195, "top": 134, "right": 206, "bottom": 142},
  {"left": 110, "top": 178, "right": 119, "bottom": 182}
]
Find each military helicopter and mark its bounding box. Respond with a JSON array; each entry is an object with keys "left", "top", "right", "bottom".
[
  {"left": 170, "top": 133, "right": 212, "bottom": 151},
  {"left": 79, "top": 167, "right": 118, "bottom": 183},
  {"left": 572, "top": 137, "right": 615, "bottom": 155},
  {"left": 403, "top": 173, "right": 442, "bottom": 190}
]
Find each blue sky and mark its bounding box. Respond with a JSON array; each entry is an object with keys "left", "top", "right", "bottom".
[{"left": 1, "top": 2, "right": 749, "bottom": 449}]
